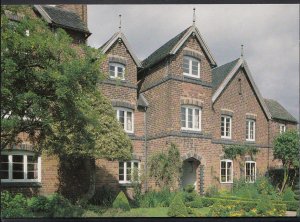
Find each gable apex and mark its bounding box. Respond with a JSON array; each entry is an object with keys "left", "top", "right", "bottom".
[
  {"left": 212, "top": 58, "right": 271, "bottom": 120},
  {"left": 100, "top": 32, "right": 142, "bottom": 68}
]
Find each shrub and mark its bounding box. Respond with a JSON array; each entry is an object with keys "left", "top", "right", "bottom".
[
  {"left": 256, "top": 196, "right": 274, "bottom": 216},
  {"left": 168, "top": 193, "right": 188, "bottom": 217},
  {"left": 282, "top": 187, "right": 296, "bottom": 201},
  {"left": 89, "top": 186, "right": 117, "bottom": 207},
  {"left": 28, "top": 195, "right": 49, "bottom": 213},
  {"left": 273, "top": 204, "right": 287, "bottom": 216},
  {"left": 208, "top": 201, "right": 233, "bottom": 217},
  {"left": 46, "top": 193, "right": 83, "bottom": 217},
  {"left": 139, "top": 189, "right": 175, "bottom": 208},
  {"left": 183, "top": 184, "right": 195, "bottom": 193},
  {"left": 201, "top": 197, "right": 215, "bottom": 207},
  {"left": 1, "top": 191, "right": 31, "bottom": 218},
  {"left": 186, "top": 197, "right": 204, "bottom": 208},
  {"left": 112, "top": 191, "right": 130, "bottom": 211},
  {"left": 283, "top": 201, "right": 299, "bottom": 211},
  {"left": 205, "top": 185, "right": 219, "bottom": 197},
  {"left": 297, "top": 208, "right": 300, "bottom": 217}
]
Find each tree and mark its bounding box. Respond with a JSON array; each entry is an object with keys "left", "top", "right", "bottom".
[
  {"left": 149, "top": 143, "right": 182, "bottom": 190},
  {"left": 1, "top": 6, "right": 132, "bottom": 200},
  {"left": 273, "top": 130, "right": 300, "bottom": 193}
]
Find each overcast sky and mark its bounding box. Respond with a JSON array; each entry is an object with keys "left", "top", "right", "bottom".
[{"left": 87, "top": 4, "right": 299, "bottom": 121}]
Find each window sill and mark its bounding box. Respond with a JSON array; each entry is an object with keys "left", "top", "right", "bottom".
[
  {"left": 119, "top": 182, "right": 140, "bottom": 187},
  {"left": 1, "top": 182, "right": 42, "bottom": 187},
  {"left": 181, "top": 129, "right": 202, "bottom": 134},
  {"left": 220, "top": 182, "right": 233, "bottom": 184},
  {"left": 221, "top": 137, "right": 232, "bottom": 140},
  {"left": 183, "top": 75, "right": 200, "bottom": 81}
]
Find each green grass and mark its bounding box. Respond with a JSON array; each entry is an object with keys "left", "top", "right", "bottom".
[{"left": 83, "top": 206, "right": 211, "bottom": 217}]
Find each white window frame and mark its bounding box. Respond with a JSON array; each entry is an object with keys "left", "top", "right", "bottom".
[
  {"left": 181, "top": 105, "right": 201, "bottom": 131},
  {"left": 115, "top": 107, "right": 134, "bottom": 133},
  {"left": 220, "top": 159, "right": 233, "bottom": 183},
  {"left": 221, "top": 115, "right": 232, "bottom": 139},
  {"left": 245, "top": 161, "right": 256, "bottom": 183},
  {"left": 119, "top": 160, "right": 140, "bottom": 184},
  {"left": 246, "top": 119, "right": 256, "bottom": 141},
  {"left": 109, "top": 62, "right": 125, "bottom": 80},
  {"left": 183, "top": 56, "right": 200, "bottom": 78},
  {"left": 1, "top": 150, "right": 41, "bottom": 183},
  {"left": 279, "top": 124, "right": 286, "bottom": 134}
]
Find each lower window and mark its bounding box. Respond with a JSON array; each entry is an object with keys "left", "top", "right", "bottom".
[
  {"left": 220, "top": 159, "right": 233, "bottom": 183},
  {"left": 119, "top": 160, "right": 140, "bottom": 184},
  {"left": 0, "top": 151, "right": 41, "bottom": 182},
  {"left": 245, "top": 161, "right": 256, "bottom": 183}
]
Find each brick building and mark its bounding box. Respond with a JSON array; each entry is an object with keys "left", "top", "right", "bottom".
[{"left": 1, "top": 5, "right": 298, "bottom": 197}]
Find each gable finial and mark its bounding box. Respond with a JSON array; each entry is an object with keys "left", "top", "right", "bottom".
[
  {"left": 193, "top": 8, "right": 196, "bottom": 26},
  {"left": 241, "top": 44, "right": 244, "bottom": 58},
  {"left": 119, "top": 14, "right": 122, "bottom": 32}
]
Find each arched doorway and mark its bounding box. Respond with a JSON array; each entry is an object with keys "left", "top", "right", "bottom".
[
  {"left": 182, "top": 158, "right": 199, "bottom": 189},
  {"left": 181, "top": 152, "right": 202, "bottom": 191}
]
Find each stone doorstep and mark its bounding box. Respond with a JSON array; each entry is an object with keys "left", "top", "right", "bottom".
[{"left": 285, "top": 211, "right": 297, "bottom": 217}]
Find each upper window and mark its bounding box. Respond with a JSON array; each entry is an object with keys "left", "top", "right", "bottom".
[
  {"left": 246, "top": 119, "right": 255, "bottom": 141},
  {"left": 119, "top": 160, "right": 140, "bottom": 184},
  {"left": 279, "top": 124, "right": 286, "bottom": 134},
  {"left": 183, "top": 56, "right": 200, "bottom": 78},
  {"left": 115, "top": 108, "right": 134, "bottom": 133},
  {"left": 221, "top": 115, "right": 232, "bottom": 139},
  {"left": 1, "top": 151, "right": 41, "bottom": 183},
  {"left": 220, "top": 159, "right": 233, "bottom": 183},
  {"left": 245, "top": 161, "right": 256, "bottom": 183},
  {"left": 109, "top": 62, "right": 125, "bottom": 80},
  {"left": 181, "top": 106, "right": 201, "bottom": 131}
]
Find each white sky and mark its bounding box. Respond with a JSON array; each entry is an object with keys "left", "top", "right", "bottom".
[{"left": 87, "top": 4, "right": 299, "bottom": 120}]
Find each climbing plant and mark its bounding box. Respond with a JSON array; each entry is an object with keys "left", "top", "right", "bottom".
[{"left": 223, "top": 144, "right": 259, "bottom": 160}]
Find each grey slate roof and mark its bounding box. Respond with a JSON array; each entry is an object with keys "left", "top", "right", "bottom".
[
  {"left": 212, "top": 58, "right": 240, "bottom": 91},
  {"left": 264, "top": 99, "right": 297, "bottom": 123},
  {"left": 142, "top": 27, "right": 191, "bottom": 69},
  {"left": 40, "top": 5, "right": 90, "bottom": 34}
]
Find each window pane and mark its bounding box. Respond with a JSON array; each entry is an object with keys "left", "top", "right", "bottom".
[
  {"left": 221, "top": 117, "right": 225, "bottom": 136},
  {"left": 126, "top": 112, "right": 132, "bottom": 131},
  {"left": 27, "top": 163, "right": 37, "bottom": 171},
  {"left": 13, "top": 163, "right": 23, "bottom": 171},
  {"left": 117, "top": 67, "right": 124, "bottom": 78},
  {"left": 27, "top": 155, "right": 38, "bottom": 163},
  {"left": 27, "top": 171, "right": 38, "bottom": 179},
  {"left": 188, "top": 108, "right": 193, "bottom": 128},
  {"left": 181, "top": 107, "right": 186, "bottom": 128},
  {"left": 0, "top": 171, "right": 8, "bottom": 179},
  {"left": 13, "top": 171, "right": 24, "bottom": 179},
  {"left": 183, "top": 57, "right": 190, "bottom": 73},
  {"left": 109, "top": 65, "right": 115, "bottom": 77},
  {"left": 246, "top": 121, "right": 249, "bottom": 139},
  {"left": 119, "top": 111, "right": 125, "bottom": 128},
  {"left": 13, "top": 155, "right": 23, "bottom": 163},
  {"left": 0, "top": 155, "right": 8, "bottom": 162},
  {"left": 194, "top": 109, "right": 200, "bottom": 129},
  {"left": 221, "top": 161, "right": 226, "bottom": 169},
  {"left": 126, "top": 162, "right": 131, "bottom": 181},
  {"left": 119, "top": 162, "right": 124, "bottom": 181},
  {"left": 191, "top": 60, "right": 199, "bottom": 75},
  {"left": 226, "top": 118, "right": 231, "bottom": 137}
]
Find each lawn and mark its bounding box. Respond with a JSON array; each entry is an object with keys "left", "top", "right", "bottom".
[{"left": 83, "top": 207, "right": 211, "bottom": 217}]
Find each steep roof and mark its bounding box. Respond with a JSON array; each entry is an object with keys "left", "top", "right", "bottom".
[
  {"left": 264, "top": 99, "right": 297, "bottom": 123},
  {"left": 212, "top": 58, "right": 240, "bottom": 92},
  {"left": 100, "top": 31, "right": 142, "bottom": 68},
  {"left": 212, "top": 58, "right": 271, "bottom": 120},
  {"left": 34, "top": 5, "right": 90, "bottom": 34},
  {"left": 142, "top": 25, "right": 217, "bottom": 70}
]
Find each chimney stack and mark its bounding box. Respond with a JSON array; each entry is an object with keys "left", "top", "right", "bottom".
[{"left": 56, "top": 4, "right": 87, "bottom": 26}]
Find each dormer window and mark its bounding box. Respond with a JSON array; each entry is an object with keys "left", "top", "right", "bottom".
[
  {"left": 183, "top": 56, "right": 200, "bottom": 78},
  {"left": 109, "top": 62, "right": 125, "bottom": 80}
]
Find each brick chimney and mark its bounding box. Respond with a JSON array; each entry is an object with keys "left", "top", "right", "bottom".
[{"left": 56, "top": 4, "right": 87, "bottom": 26}]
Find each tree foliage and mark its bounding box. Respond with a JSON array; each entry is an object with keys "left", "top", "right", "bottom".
[
  {"left": 1, "top": 5, "right": 132, "bottom": 160},
  {"left": 149, "top": 143, "right": 182, "bottom": 190},
  {"left": 273, "top": 130, "right": 300, "bottom": 192}
]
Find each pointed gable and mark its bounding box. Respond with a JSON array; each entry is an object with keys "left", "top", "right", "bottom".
[
  {"left": 142, "top": 26, "right": 217, "bottom": 70},
  {"left": 100, "top": 32, "right": 142, "bottom": 68},
  {"left": 212, "top": 58, "right": 271, "bottom": 119}
]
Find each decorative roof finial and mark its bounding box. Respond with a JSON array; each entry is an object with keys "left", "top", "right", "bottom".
[
  {"left": 193, "top": 8, "right": 196, "bottom": 26},
  {"left": 119, "top": 14, "right": 122, "bottom": 32},
  {"left": 241, "top": 44, "right": 244, "bottom": 58}
]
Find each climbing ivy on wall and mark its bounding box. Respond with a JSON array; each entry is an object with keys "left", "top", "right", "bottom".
[{"left": 223, "top": 144, "right": 259, "bottom": 160}]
